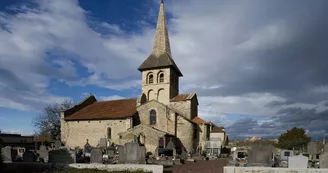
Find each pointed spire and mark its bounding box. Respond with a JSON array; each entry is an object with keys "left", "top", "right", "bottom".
[{"left": 152, "top": 0, "right": 171, "bottom": 57}]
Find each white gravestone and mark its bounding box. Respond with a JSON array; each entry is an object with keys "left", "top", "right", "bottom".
[{"left": 288, "top": 155, "right": 308, "bottom": 168}]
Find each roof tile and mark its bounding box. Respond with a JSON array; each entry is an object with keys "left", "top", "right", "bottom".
[
  {"left": 64, "top": 98, "right": 137, "bottom": 120},
  {"left": 171, "top": 94, "right": 191, "bottom": 102},
  {"left": 192, "top": 117, "right": 210, "bottom": 124}
]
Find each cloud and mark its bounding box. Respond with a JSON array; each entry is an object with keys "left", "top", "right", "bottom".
[{"left": 1, "top": 0, "right": 328, "bottom": 139}]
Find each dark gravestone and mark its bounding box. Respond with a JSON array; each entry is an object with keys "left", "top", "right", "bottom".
[
  {"left": 23, "top": 151, "right": 36, "bottom": 162},
  {"left": 90, "top": 148, "right": 103, "bottom": 163},
  {"left": 166, "top": 138, "right": 175, "bottom": 150},
  {"left": 320, "top": 152, "right": 328, "bottom": 168},
  {"left": 84, "top": 140, "right": 92, "bottom": 153},
  {"left": 118, "top": 145, "right": 125, "bottom": 163},
  {"left": 107, "top": 147, "right": 115, "bottom": 156},
  {"left": 247, "top": 146, "right": 273, "bottom": 166},
  {"left": 54, "top": 140, "right": 61, "bottom": 150},
  {"left": 1, "top": 146, "right": 12, "bottom": 163},
  {"left": 49, "top": 149, "right": 76, "bottom": 163}
]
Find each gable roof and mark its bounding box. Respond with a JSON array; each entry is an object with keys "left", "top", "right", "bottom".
[
  {"left": 192, "top": 116, "right": 210, "bottom": 124},
  {"left": 138, "top": 53, "right": 182, "bottom": 76},
  {"left": 64, "top": 98, "right": 137, "bottom": 121},
  {"left": 211, "top": 126, "right": 225, "bottom": 133},
  {"left": 171, "top": 93, "right": 197, "bottom": 102}
]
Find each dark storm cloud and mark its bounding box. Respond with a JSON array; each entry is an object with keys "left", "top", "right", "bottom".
[
  {"left": 265, "top": 100, "right": 295, "bottom": 108},
  {"left": 186, "top": 0, "right": 328, "bottom": 105},
  {"left": 226, "top": 107, "right": 328, "bottom": 140}
]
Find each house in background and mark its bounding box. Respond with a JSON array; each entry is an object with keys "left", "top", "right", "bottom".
[{"left": 0, "top": 132, "right": 35, "bottom": 150}]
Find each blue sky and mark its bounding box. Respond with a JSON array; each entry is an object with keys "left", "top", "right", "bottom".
[{"left": 0, "top": 0, "right": 328, "bottom": 140}]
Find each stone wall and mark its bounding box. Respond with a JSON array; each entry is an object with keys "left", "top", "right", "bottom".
[
  {"left": 176, "top": 116, "right": 194, "bottom": 151},
  {"left": 60, "top": 114, "right": 132, "bottom": 148},
  {"left": 170, "top": 101, "right": 191, "bottom": 119},
  {"left": 141, "top": 68, "right": 179, "bottom": 105},
  {"left": 198, "top": 124, "right": 209, "bottom": 151},
  {"left": 137, "top": 101, "right": 176, "bottom": 135},
  {"left": 224, "top": 166, "right": 328, "bottom": 173},
  {"left": 119, "top": 125, "right": 167, "bottom": 154},
  {"left": 210, "top": 132, "right": 225, "bottom": 143}
]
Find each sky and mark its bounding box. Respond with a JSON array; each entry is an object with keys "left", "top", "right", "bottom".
[{"left": 0, "top": 0, "right": 327, "bottom": 140}]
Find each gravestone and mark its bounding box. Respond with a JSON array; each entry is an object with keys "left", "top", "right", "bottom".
[
  {"left": 99, "top": 138, "right": 107, "bottom": 149},
  {"left": 38, "top": 144, "right": 49, "bottom": 162},
  {"left": 320, "top": 152, "right": 328, "bottom": 168},
  {"left": 280, "top": 150, "right": 294, "bottom": 161},
  {"left": 84, "top": 139, "right": 92, "bottom": 155},
  {"left": 90, "top": 148, "right": 103, "bottom": 163},
  {"left": 39, "top": 145, "right": 47, "bottom": 151},
  {"left": 247, "top": 146, "right": 273, "bottom": 166},
  {"left": 1, "top": 146, "right": 12, "bottom": 163},
  {"left": 118, "top": 145, "right": 125, "bottom": 163},
  {"left": 180, "top": 149, "right": 188, "bottom": 160},
  {"left": 154, "top": 147, "right": 159, "bottom": 157},
  {"left": 125, "top": 142, "right": 139, "bottom": 164},
  {"left": 54, "top": 140, "right": 61, "bottom": 150},
  {"left": 138, "top": 146, "right": 146, "bottom": 164},
  {"left": 48, "top": 149, "right": 76, "bottom": 163},
  {"left": 166, "top": 138, "right": 175, "bottom": 150},
  {"left": 307, "top": 142, "right": 318, "bottom": 154},
  {"left": 288, "top": 155, "right": 308, "bottom": 168},
  {"left": 107, "top": 147, "right": 115, "bottom": 156},
  {"left": 23, "top": 151, "right": 36, "bottom": 162},
  {"left": 324, "top": 143, "right": 328, "bottom": 153}
]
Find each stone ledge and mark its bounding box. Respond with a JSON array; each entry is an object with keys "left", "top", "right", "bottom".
[
  {"left": 224, "top": 166, "right": 328, "bottom": 173},
  {"left": 4, "top": 163, "right": 163, "bottom": 173}
]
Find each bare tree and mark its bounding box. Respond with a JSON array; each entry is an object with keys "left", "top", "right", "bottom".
[{"left": 33, "top": 100, "right": 74, "bottom": 140}]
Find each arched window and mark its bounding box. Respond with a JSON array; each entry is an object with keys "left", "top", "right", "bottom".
[
  {"left": 107, "top": 127, "right": 112, "bottom": 139},
  {"left": 159, "top": 73, "right": 164, "bottom": 83},
  {"left": 149, "top": 109, "right": 156, "bottom": 125},
  {"left": 148, "top": 74, "right": 154, "bottom": 84}
]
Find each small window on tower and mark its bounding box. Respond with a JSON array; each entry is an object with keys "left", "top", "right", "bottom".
[
  {"left": 159, "top": 73, "right": 164, "bottom": 83},
  {"left": 148, "top": 74, "right": 154, "bottom": 84}
]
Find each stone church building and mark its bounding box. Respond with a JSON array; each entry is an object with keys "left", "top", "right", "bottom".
[{"left": 60, "top": 1, "right": 224, "bottom": 154}]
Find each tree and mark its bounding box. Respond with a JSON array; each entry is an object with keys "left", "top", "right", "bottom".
[
  {"left": 33, "top": 100, "right": 73, "bottom": 140},
  {"left": 276, "top": 127, "right": 311, "bottom": 150}
]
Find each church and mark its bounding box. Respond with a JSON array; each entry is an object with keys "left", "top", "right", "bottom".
[{"left": 60, "top": 1, "right": 226, "bottom": 154}]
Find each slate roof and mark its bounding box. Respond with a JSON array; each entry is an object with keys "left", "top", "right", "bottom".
[
  {"left": 138, "top": 53, "right": 182, "bottom": 76},
  {"left": 138, "top": 0, "right": 183, "bottom": 76},
  {"left": 64, "top": 98, "right": 137, "bottom": 120}
]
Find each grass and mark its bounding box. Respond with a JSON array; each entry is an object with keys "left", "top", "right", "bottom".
[{"left": 43, "top": 168, "right": 151, "bottom": 173}]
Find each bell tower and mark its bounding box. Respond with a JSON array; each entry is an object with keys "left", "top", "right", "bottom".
[{"left": 138, "top": 0, "right": 182, "bottom": 105}]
